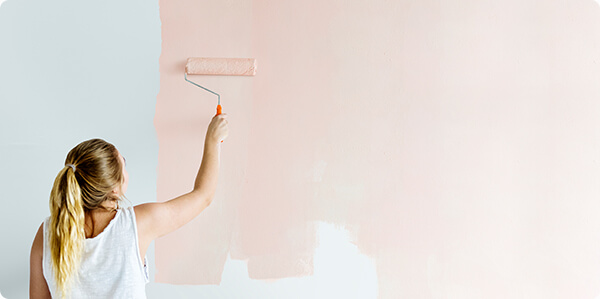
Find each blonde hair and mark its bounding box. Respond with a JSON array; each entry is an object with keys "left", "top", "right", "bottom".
[{"left": 48, "top": 138, "right": 124, "bottom": 298}]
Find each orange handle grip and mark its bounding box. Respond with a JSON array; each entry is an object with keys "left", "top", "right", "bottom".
[{"left": 216, "top": 104, "right": 223, "bottom": 143}]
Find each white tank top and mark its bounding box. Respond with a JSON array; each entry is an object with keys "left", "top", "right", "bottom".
[{"left": 42, "top": 206, "right": 149, "bottom": 299}]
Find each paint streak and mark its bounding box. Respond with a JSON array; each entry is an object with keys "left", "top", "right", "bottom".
[{"left": 156, "top": 0, "right": 600, "bottom": 297}]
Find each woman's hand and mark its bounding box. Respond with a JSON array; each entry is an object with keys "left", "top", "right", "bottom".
[{"left": 206, "top": 113, "right": 229, "bottom": 144}]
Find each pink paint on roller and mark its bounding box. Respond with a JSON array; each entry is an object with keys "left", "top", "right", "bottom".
[{"left": 185, "top": 57, "right": 257, "bottom": 76}]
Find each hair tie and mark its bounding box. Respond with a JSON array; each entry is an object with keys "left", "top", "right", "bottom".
[{"left": 66, "top": 164, "right": 76, "bottom": 172}]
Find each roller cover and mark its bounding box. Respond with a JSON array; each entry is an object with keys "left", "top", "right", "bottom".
[{"left": 185, "top": 57, "right": 257, "bottom": 76}]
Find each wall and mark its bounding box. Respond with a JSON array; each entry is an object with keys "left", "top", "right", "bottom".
[
  {"left": 156, "top": 0, "right": 600, "bottom": 298},
  {"left": 3, "top": 0, "right": 600, "bottom": 298}
]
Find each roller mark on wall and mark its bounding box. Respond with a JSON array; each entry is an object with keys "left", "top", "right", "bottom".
[{"left": 223, "top": 222, "right": 377, "bottom": 298}]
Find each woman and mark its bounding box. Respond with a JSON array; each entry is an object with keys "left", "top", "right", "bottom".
[{"left": 29, "top": 114, "right": 229, "bottom": 299}]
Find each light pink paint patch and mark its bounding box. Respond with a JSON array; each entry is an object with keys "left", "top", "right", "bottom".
[{"left": 156, "top": 0, "right": 600, "bottom": 297}]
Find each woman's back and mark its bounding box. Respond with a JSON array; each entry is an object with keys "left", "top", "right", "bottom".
[
  {"left": 31, "top": 116, "right": 228, "bottom": 298},
  {"left": 42, "top": 207, "right": 149, "bottom": 299}
]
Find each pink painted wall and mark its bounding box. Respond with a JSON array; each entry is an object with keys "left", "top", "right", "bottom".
[{"left": 155, "top": 0, "right": 600, "bottom": 297}]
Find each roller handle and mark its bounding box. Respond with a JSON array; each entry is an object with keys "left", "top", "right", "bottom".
[{"left": 216, "top": 105, "right": 223, "bottom": 143}]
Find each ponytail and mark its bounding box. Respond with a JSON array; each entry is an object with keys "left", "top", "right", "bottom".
[
  {"left": 47, "top": 138, "right": 124, "bottom": 298},
  {"left": 48, "top": 165, "right": 85, "bottom": 299}
]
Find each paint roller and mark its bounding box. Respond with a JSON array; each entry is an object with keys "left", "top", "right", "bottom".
[{"left": 184, "top": 57, "right": 257, "bottom": 116}]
